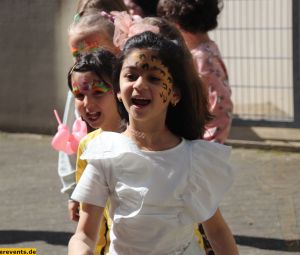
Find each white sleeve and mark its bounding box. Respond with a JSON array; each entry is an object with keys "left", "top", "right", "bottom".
[
  {"left": 71, "top": 159, "right": 109, "bottom": 207},
  {"left": 57, "top": 91, "right": 77, "bottom": 198},
  {"left": 57, "top": 151, "right": 77, "bottom": 197},
  {"left": 182, "top": 140, "right": 234, "bottom": 223}
]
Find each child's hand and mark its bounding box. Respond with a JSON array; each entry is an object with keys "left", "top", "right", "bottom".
[{"left": 68, "top": 200, "right": 80, "bottom": 222}]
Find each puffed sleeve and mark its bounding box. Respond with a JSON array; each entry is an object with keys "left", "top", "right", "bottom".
[
  {"left": 71, "top": 159, "right": 109, "bottom": 207},
  {"left": 182, "top": 140, "right": 234, "bottom": 223}
]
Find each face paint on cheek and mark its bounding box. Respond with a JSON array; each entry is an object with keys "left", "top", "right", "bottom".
[
  {"left": 159, "top": 91, "right": 168, "bottom": 103},
  {"left": 152, "top": 64, "right": 174, "bottom": 104},
  {"left": 157, "top": 68, "right": 174, "bottom": 104},
  {"left": 159, "top": 80, "right": 173, "bottom": 104}
]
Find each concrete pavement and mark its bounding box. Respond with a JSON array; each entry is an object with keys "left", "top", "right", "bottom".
[
  {"left": 0, "top": 131, "right": 300, "bottom": 255},
  {"left": 227, "top": 126, "right": 300, "bottom": 152}
]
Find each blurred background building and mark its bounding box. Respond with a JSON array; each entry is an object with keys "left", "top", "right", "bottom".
[
  {"left": 0, "top": 1, "right": 75, "bottom": 134},
  {"left": 0, "top": 0, "right": 299, "bottom": 134}
]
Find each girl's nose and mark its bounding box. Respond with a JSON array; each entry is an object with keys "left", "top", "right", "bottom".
[
  {"left": 83, "top": 95, "right": 95, "bottom": 109},
  {"left": 133, "top": 76, "right": 147, "bottom": 90}
]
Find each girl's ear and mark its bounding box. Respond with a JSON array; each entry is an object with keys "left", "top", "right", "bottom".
[
  {"left": 171, "top": 88, "right": 181, "bottom": 107},
  {"left": 117, "top": 93, "right": 122, "bottom": 102}
]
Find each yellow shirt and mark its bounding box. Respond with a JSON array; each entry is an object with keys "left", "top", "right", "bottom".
[{"left": 76, "top": 129, "right": 111, "bottom": 255}]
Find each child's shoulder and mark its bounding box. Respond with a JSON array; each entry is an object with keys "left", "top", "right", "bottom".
[
  {"left": 77, "top": 129, "right": 103, "bottom": 154},
  {"left": 90, "top": 131, "right": 129, "bottom": 145},
  {"left": 182, "top": 139, "right": 234, "bottom": 223},
  {"left": 185, "top": 139, "right": 232, "bottom": 166},
  {"left": 80, "top": 132, "right": 140, "bottom": 160},
  {"left": 81, "top": 128, "right": 102, "bottom": 144}
]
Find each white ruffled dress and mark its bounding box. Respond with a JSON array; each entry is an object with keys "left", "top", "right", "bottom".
[{"left": 71, "top": 132, "right": 234, "bottom": 255}]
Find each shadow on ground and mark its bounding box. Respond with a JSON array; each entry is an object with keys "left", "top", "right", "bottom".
[
  {"left": 0, "top": 230, "right": 72, "bottom": 246},
  {"left": 235, "top": 235, "right": 300, "bottom": 252},
  {"left": 0, "top": 230, "right": 299, "bottom": 252}
]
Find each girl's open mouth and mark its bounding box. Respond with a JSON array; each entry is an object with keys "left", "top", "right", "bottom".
[
  {"left": 131, "top": 98, "right": 151, "bottom": 107},
  {"left": 86, "top": 112, "right": 101, "bottom": 122}
]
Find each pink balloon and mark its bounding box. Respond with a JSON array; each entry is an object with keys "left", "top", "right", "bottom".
[
  {"left": 51, "top": 124, "right": 70, "bottom": 152},
  {"left": 51, "top": 112, "right": 87, "bottom": 155},
  {"left": 72, "top": 118, "right": 88, "bottom": 142},
  {"left": 69, "top": 119, "right": 87, "bottom": 153}
]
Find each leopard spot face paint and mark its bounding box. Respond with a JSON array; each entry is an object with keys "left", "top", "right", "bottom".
[{"left": 131, "top": 50, "right": 174, "bottom": 104}]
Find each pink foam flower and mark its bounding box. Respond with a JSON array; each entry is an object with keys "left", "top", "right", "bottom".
[{"left": 111, "top": 11, "right": 159, "bottom": 50}]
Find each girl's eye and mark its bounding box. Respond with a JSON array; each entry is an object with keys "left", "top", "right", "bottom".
[
  {"left": 148, "top": 75, "right": 161, "bottom": 83},
  {"left": 74, "top": 93, "right": 84, "bottom": 101},
  {"left": 125, "top": 73, "right": 138, "bottom": 81},
  {"left": 93, "top": 90, "right": 105, "bottom": 96}
]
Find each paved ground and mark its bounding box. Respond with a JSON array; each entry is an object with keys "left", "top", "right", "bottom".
[
  {"left": 227, "top": 126, "right": 300, "bottom": 152},
  {"left": 0, "top": 131, "right": 300, "bottom": 255}
]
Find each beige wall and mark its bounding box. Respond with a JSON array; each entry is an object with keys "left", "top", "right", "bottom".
[{"left": 0, "top": 0, "right": 76, "bottom": 134}]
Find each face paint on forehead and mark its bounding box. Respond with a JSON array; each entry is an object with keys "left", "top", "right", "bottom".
[
  {"left": 93, "top": 81, "right": 112, "bottom": 93},
  {"left": 131, "top": 50, "right": 173, "bottom": 84},
  {"left": 71, "top": 40, "right": 103, "bottom": 59},
  {"left": 71, "top": 75, "right": 112, "bottom": 96}
]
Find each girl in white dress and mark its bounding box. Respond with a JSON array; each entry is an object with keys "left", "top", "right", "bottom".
[{"left": 69, "top": 31, "right": 238, "bottom": 255}]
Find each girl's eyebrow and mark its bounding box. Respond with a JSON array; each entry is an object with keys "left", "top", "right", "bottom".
[
  {"left": 122, "top": 65, "right": 137, "bottom": 70},
  {"left": 122, "top": 65, "right": 162, "bottom": 72},
  {"left": 122, "top": 65, "right": 132, "bottom": 69}
]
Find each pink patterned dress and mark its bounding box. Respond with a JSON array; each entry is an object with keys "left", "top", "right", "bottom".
[{"left": 191, "top": 40, "right": 233, "bottom": 144}]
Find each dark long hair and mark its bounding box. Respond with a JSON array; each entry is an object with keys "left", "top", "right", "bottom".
[{"left": 113, "top": 31, "right": 212, "bottom": 140}]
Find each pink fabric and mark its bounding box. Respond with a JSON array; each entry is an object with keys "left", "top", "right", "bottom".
[
  {"left": 111, "top": 11, "right": 159, "bottom": 50},
  {"left": 100, "top": 11, "right": 115, "bottom": 23},
  {"left": 191, "top": 41, "right": 233, "bottom": 144}
]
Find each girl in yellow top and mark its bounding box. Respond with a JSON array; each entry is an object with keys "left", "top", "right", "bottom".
[{"left": 67, "top": 50, "right": 122, "bottom": 254}]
